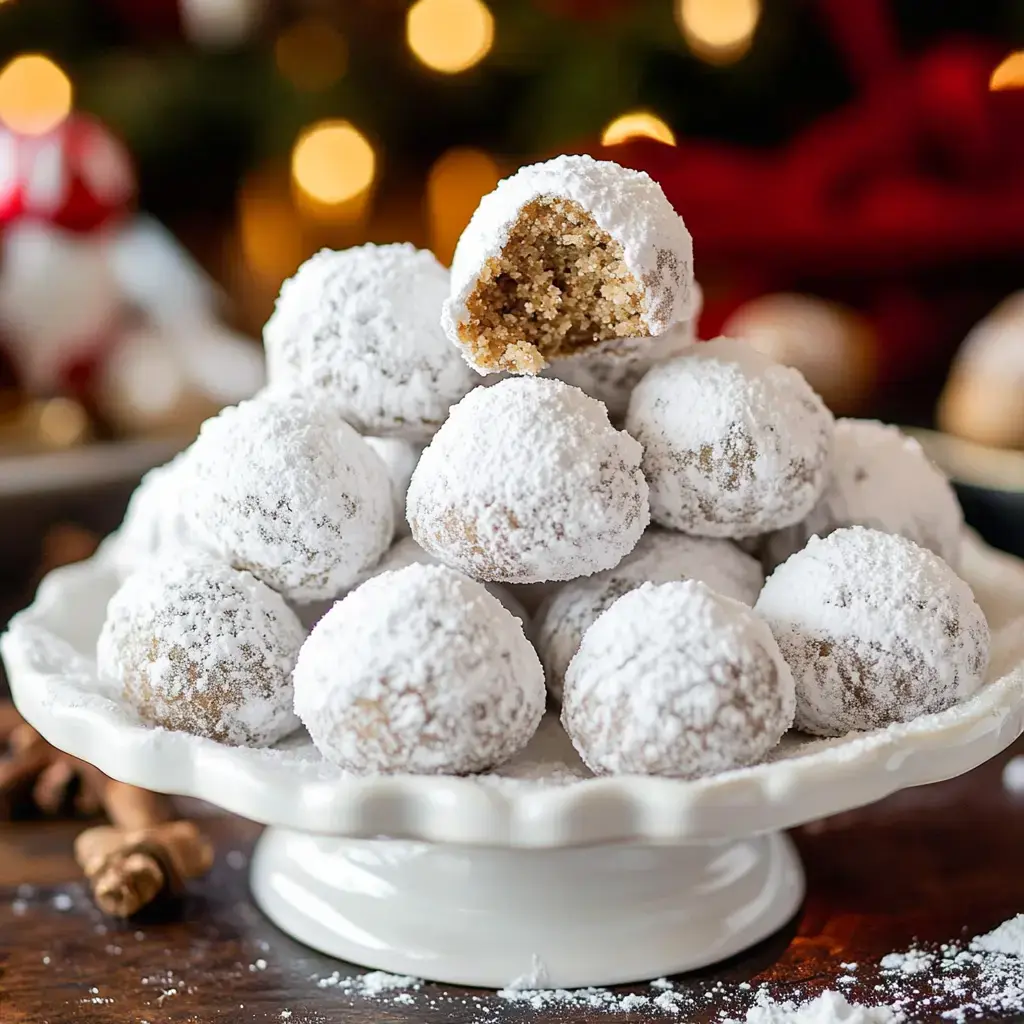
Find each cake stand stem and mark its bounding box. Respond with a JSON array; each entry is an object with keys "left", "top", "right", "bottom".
[{"left": 250, "top": 828, "right": 804, "bottom": 988}]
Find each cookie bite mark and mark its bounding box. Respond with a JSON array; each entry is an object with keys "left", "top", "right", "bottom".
[{"left": 461, "top": 198, "right": 649, "bottom": 374}]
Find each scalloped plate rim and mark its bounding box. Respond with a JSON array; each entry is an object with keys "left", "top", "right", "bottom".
[{"left": 4, "top": 537, "right": 1024, "bottom": 848}]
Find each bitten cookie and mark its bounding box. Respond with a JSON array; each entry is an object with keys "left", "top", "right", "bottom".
[{"left": 443, "top": 155, "right": 695, "bottom": 375}]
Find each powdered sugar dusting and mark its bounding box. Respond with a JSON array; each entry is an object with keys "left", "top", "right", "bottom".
[
  {"left": 408, "top": 376, "right": 649, "bottom": 583},
  {"left": 363, "top": 436, "right": 422, "bottom": 539},
  {"left": 293, "top": 563, "right": 545, "bottom": 774},
  {"left": 537, "top": 528, "right": 764, "bottom": 702},
  {"left": 111, "top": 451, "right": 206, "bottom": 573},
  {"left": 562, "top": 580, "right": 795, "bottom": 777},
  {"left": 971, "top": 914, "right": 1024, "bottom": 958},
  {"left": 97, "top": 559, "right": 304, "bottom": 747},
  {"left": 295, "top": 915, "right": 1024, "bottom": 1022},
  {"left": 444, "top": 154, "right": 696, "bottom": 357},
  {"left": 264, "top": 244, "right": 477, "bottom": 439},
  {"left": 184, "top": 393, "right": 394, "bottom": 602},
  {"left": 627, "top": 336, "right": 834, "bottom": 539},
  {"left": 724, "top": 990, "right": 901, "bottom": 1024},
  {"left": 756, "top": 527, "right": 990, "bottom": 736},
  {"left": 316, "top": 970, "right": 424, "bottom": 995}
]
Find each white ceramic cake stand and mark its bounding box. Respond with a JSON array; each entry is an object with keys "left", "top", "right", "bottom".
[{"left": 5, "top": 533, "right": 1024, "bottom": 989}]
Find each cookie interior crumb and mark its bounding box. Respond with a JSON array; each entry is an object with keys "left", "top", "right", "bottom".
[{"left": 461, "top": 197, "right": 648, "bottom": 373}]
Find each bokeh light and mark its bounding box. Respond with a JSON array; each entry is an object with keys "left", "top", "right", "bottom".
[
  {"left": 275, "top": 18, "right": 347, "bottom": 92},
  {"left": 238, "top": 168, "right": 305, "bottom": 283},
  {"left": 0, "top": 54, "right": 72, "bottom": 135},
  {"left": 601, "top": 111, "right": 676, "bottom": 147},
  {"left": 179, "top": 0, "right": 261, "bottom": 48},
  {"left": 427, "top": 147, "right": 502, "bottom": 264},
  {"left": 291, "top": 120, "right": 375, "bottom": 207},
  {"left": 37, "top": 397, "right": 89, "bottom": 448},
  {"left": 406, "top": 0, "right": 495, "bottom": 75},
  {"left": 990, "top": 51, "right": 1024, "bottom": 91},
  {"left": 676, "top": 0, "right": 761, "bottom": 65}
]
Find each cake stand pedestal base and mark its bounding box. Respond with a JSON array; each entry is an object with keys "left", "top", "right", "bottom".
[{"left": 250, "top": 829, "right": 804, "bottom": 989}]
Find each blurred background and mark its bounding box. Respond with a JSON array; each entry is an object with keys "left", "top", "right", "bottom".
[{"left": 0, "top": 0, "right": 1022, "bottom": 585}]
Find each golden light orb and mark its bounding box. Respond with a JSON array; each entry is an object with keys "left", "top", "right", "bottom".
[
  {"left": 676, "top": 0, "right": 761, "bottom": 66},
  {"left": 291, "top": 120, "right": 375, "bottom": 207},
  {"left": 275, "top": 18, "right": 347, "bottom": 92},
  {"left": 601, "top": 110, "right": 676, "bottom": 147},
  {"left": 0, "top": 54, "right": 73, "bottom": 135},
  {"left": 239, "top": 169, "right": 306, "bottom": 283},
  {"left": 406, "top": 0, "right": 495, "bottom": 75},
  {"left": 990, "top": 51, "right": 1024, "bottom": 91},
  {"left": 427, "top": 147, "right": 502, "bottom": 264}
]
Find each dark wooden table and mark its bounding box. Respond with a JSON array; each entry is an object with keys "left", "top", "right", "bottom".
[{"left": 3, "top": 741, "right": 1024, "bottom": 1023}]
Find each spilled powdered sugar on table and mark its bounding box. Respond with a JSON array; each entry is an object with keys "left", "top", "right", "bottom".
[{"left": 283, "top": 913, "right": 1024, "bottom": 1023}]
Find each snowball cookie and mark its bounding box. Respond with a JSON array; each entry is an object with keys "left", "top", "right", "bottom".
[
  {"left": 561, "top": 580, "right": 795, "bottom": 777},
  {"left": 544, "top": 313, "right": 697, "bottom": 422},
  {"left": 443, "top": 154, "right": 696, "bottom": 376},
  {"left": 537, "top": 529, "right": 764, "bottom": 702},
  {"left": 755, "top": 527, "right": 990, "bottom": 737},
  {"left": 184, "top": 394, "right": 393, "bottom": 602},
  {"left": 293, "top": 564, "right": 545, "bottom": 774},
  {"left": 626, "top": 337, "right": 834, "bottom": 539},
  {"left": 364, "top": 436, "right": 423, "bottom": 539},
  {"left": 97, "top": 560, "right": 304, "bottom": 746},
  {"left": 111, "top": 450, "right": 204, "bottom": 574},
  {"left": 263, "top": 244, "right": 477, "bottom": 440},
  {"left": 407, "top": 376, "right": 650, "bottom": 583},
  {"left": 763, "top": 419, "right": 963, "bottom": 571}
]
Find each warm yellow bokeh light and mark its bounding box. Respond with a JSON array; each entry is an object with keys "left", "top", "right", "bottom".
[
  {"left": 239, "top": 170, "right": 306, "bottom": 283},
  {"left": 38, "top": 397, "right": 89, "bottom": 448},
  {"left": 0, "top": 54, "right": 72, "bottom": 135},
  {"left": 291, "top": 120, "right": 375, "bottom": 208},
  {"left": 602, "top": 111, "right": 676, "bottom": 147},
  {"left": 677, "top": 0, "right": 760, "bottom": 65},
  {"left": 990, "top": 51, "right": 1024, "bottom": 91},
  {"left": 406, "top": 0, "right": 495, "bottom": 75},
  {"left": 427, "top": 147, "right": 502, "bottom": 264},
  {"left": 275, "top": 18, "right": 347, "bottom": 92}
]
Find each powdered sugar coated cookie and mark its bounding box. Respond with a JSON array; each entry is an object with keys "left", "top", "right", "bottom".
[
  {"left": 184, "top": 394, "right": 393, "bottom": 602},
  {"left": 755, "top": 527, "right": 989, "bottom": 736},
  {"left": 763, "top": 419, "right": 963, "bottom": 570},
  {"left": 544, "top": 314, "right": 697, "bottom": 422},
  {"left": 536, "top": 529, "right": 764, "bottom": 702},
  {"left": 443, "top": 155, "right": 695, "bottom": 375},
  {"left": 626, "top": 337, "right": 834, "bottom": 538},
  {"left": 97, "top": 559, "right": 304, "bottom": 747},
  {"left": 561, "top": 580, "right": 795, "bottom": 777},
  {"left": 264, "top": 244, "right": 477, "bottom": 439},
  {"left": 111, "top": 450, "right": 204, "bottom": 573},
  {"left": 407, "top": 376, "right": 649, "bottom": 583},
  {"left": 293, "top": 563, "right": 545, "bottom": 774}
]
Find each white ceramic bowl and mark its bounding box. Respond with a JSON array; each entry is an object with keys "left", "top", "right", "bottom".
[{"left": 4, "top": 531, "right": 1024, "bottom": 988}]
